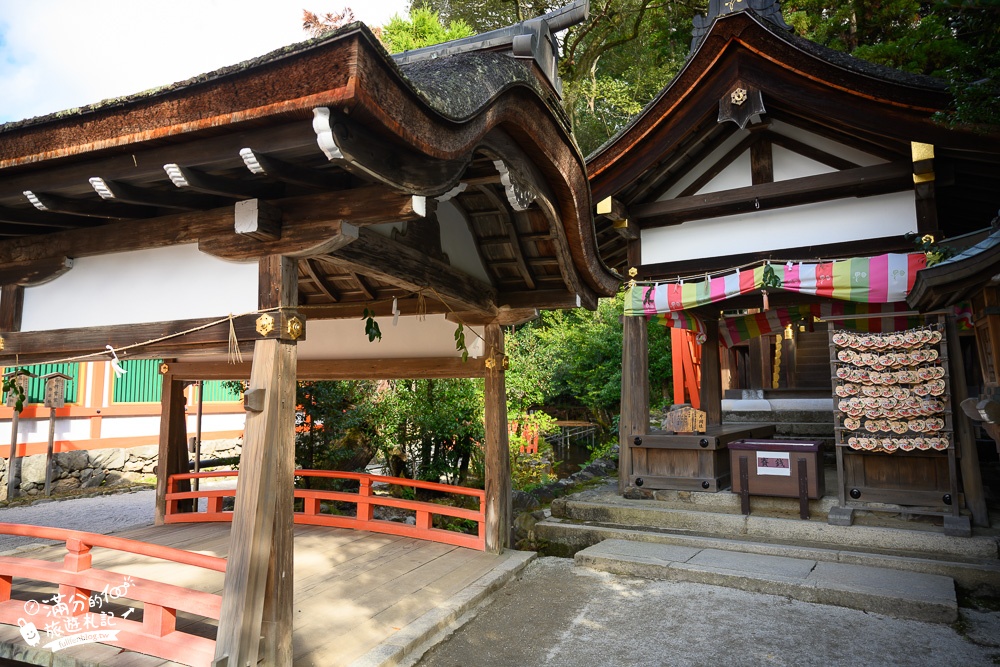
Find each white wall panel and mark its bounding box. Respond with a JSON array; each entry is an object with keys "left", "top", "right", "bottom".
[
  {"left": 641, "top": 191, "right": 916, "bottom": 265},
  {"left": 21, "top": 245, "right": 258, "bottom": 331},
  {"left": 297, "top": 314, "right": 484, "bottom": 360}
]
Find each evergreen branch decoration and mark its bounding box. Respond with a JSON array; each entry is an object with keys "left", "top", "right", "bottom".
[
  {"left": 362, "top": 308, "right": 382, "bottom": 342},
  {"left": 761, "top": 263, "right": 782, "bottom": 289},
  {"left": 907, "top": 233, "right": 956, "bottom": 267},
  {"left": 454, "top": 323, "right": 469, "bottom": 362},
  {"left": 2, "top": 371, "right": 27, "bottom": 413}
]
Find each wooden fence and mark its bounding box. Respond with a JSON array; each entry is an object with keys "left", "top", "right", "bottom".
[
  {"left": 167, "top": 469, "right": 486, "bottom": 551},
  {"left": 0, "top": 523, "right": 225, "bottom": 667}
]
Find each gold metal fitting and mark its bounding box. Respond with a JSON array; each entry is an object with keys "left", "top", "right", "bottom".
[
  {"left": 256, "top": 313, "right": 275, "bottom": 337},
  {"left": 159, "top": 363, "right": 169, "bottom": 374},
  {"left": 485, "top": 357, "right": 496, "bottom": 370},
  {"left": 0, "top": 337, "right": 5, "bottom": 351},
  {"left": 628, "top": 267, "right": 638, "bottom": 278},
  {"left": 731, "top": 87, "right": 748, "bottom": 106},
  {"left": 501, "top": 356, "right": 510, "bottom": 370},
  {"left": 286, "top": 316, "right": 304, "bottom": 341}
]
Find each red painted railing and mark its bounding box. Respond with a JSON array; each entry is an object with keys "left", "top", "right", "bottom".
[
  {"left": 0, "top": 523, "right": 224, "bottom": 667},
  {"left": 167, "top": 469, "right": 487, "bottom": 551}
]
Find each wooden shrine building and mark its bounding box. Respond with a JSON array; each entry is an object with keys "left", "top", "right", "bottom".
[
  {"left": 590, "top": 0, "right": 1000, "bottom": 534},
  {"left": 0, "top": 4, "right": 617, "bottom": 664}
]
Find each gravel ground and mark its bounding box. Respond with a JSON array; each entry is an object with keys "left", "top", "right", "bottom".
[{"left": 0, "top": 489, "right": 155, "bottom": 553}]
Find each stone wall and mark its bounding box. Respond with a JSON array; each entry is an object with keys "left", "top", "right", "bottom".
[{"left": 0, "top": 438, "right": 242, "bottom": 498}]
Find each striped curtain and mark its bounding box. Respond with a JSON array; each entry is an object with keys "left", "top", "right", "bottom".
[
  {"left": 625, "top": 253, "right": 927, "bottom": 317},
  {"left": 718, "top": 303, "right": 922, "bottom": 347}
]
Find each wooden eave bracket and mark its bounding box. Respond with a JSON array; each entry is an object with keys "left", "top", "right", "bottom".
[
  {"left": 235, "top": 199, "right": 282, "bottom": 242},
  {"left": 596, "top": 196, "right": 638, "bottom": 240},
  {"left": 0, "top": 256, "right": 73, "bottom": 287}
]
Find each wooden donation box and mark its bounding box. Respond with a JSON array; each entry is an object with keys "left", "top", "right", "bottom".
[
  {"left": 629, "top": 409, "right": 775, "bottom": 492},
  {"left": 729, "top": 439, "right": 825, "bottom": 518}
]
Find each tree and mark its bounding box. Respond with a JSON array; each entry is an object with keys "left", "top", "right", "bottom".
[
  {"left": 380, "top": 7, "right": 476, "bottom": 53},
  {"left": 781, "top": 0, "right": 1000, "bottom": 128},
  {"left": 302, "top": 7, "right": 357, "bottom": 37}
]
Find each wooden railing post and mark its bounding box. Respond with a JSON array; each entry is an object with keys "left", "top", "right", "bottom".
[
  {"left": 357, "top": 477, "right": 373, "bottom": 521},
  {"left": 61, "top": 538, "right": 92, "bottom": 616}
]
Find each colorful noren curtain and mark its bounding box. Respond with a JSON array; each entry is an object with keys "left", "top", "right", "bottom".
[
  {"left": 718, "top": 302, "right": 922, "bottom": 347},
  {"left": 625, "top": 253, "right": 927, "bottom": 317}
]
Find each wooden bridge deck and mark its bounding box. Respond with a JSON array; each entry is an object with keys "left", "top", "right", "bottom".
[{"left": 0, "top": 523, "right": 519, "bottom": 666}]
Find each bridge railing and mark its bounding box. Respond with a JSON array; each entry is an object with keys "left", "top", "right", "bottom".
[
  {"left": 167, "top": 469, "right": 486, "bottom": 551},
  {"left": 0, "top": 522, "right": 225, "bottom": 667}
]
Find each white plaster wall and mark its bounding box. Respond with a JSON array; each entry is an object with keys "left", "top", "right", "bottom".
[
  {"left": 186, "top": 413, "right": 246, "bottom": 433},
  {"left": 0, "top": 417, "right": 91, "bottom": 445},
  {"left": 438, "top": 201, "right": 491, "bottom": 283},
  {"left": 367, "top": 204, "right": 491, "bottom": 284},
  {"left": 99, "top": 416, "right": 163, "bottom": 439},
  {"left": 21, "top": 245, "right": 259, "bottom": 331},
  {"left": 661, "top": 130, "right": 750, "bottom": 200},
  {"left": 772, "top": 145, "right": 835, "bottom": 181},
  {"left": 695, "top": 150, "right": 753, "bottom": 195},
  {"left": 297, "top": 314, "right": 485, "bottom": 360},
  {"left": 641, "top": 191, "right": 917, "bottom": 264},
  {"left": 769, "top": 121, "right": 885, "bottom": 167}
]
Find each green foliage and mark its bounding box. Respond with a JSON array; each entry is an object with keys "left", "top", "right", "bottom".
[
  {"left": 782, "top": 0, "right": 1000, "bottom": 128},
  {"left": 761, "top": 263, "right": 783, "bottom": 289},
  {"left": 510, "top": 449, "right": 557, "bottom": 489},
  {"left": 454, "top": 323, "right": 469, "bottom": 362},
  {"left": 505, "top": 292, "right": 672, "bottom": 429},
  {"left": 381, "top": 7, "right": 476, "bottom": 52},
  {"left": 1, "top": 371, "right": 27, "bottom": 413},
  {"left": 362, "top": 308, "right": 382, "bottom": 342}
]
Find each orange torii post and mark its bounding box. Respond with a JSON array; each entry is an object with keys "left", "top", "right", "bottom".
[{"left": 671, "top": 328, "right": 702, "bottom": 409}]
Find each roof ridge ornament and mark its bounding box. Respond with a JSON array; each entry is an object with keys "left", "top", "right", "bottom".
[
  {"left": 690, "top": 0, "right": 791, "bottom": 53},
  {"left": 392, "top": 0, "right": 589, "bottom": 97}
]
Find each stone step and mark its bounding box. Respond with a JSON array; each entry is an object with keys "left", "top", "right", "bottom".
[
  {"left": 536, "top": 519, "right": 1000, "bottom": 593},
  {"left": 575, "top": 539, "right": 958, "bottom": 623}
]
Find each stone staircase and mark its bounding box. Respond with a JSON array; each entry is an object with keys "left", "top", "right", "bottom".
[{"left": 533, "top": 480, "right": 1000, "bottom": 617}]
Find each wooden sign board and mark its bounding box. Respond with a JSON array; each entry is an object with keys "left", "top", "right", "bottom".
[
  {"left": 44, "top": 377, "right": 66, "bottom": 409},
  {"left": 663, "top": 406, "right": 707, "bottom": 434}
]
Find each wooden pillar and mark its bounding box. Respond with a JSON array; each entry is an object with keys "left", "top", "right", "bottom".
[
  {"left": 620, "top": 312, "right": 649, "bottom": 492},
  {"left": 701, "top": 318, "right": 722, "bottom": 427},
  {"left": 748, "top": 335, "right": 770, "bottom": 390},
  {"left": 154, "top": 371, "right": 189, "bottom": 525},
  {"left": 0, "top": 285, "right": 24, "bottom": 333},
  {"left": 215, "top": 255, "right": 297, "bottom": 667},
  {"left": 484, "top": 322, "right": 511, "bottom": 554},
  {"left": 946, "top": 316, "right": 988, "bottom": 527}
]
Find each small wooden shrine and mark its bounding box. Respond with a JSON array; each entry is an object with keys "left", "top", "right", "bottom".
[
  {"left": 0, "top": 4, "right": 616, "bottom": 663},
  {"left": 588, "top": 0, "right": 1000, "bottom": 535}
]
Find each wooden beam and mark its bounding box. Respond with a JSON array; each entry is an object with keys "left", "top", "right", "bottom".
[
  {"left": 88, "top": 177, "right": 224, "bottom": 210},
  {"left": 678, "top": 134, "right": 758, "bottom": 198},
  {"left": 303, "top": 259, "right": 340, "bottom": 302},
  {"left": 483, "top": 323, "right": 511, "bottom": 553},
  {"left": 750, "top": 137, "right": 773, "bottom": 186},
  {"left": 475, "top": 185, "right": 535, "bottom": 290},
  {"left": 327, "top": 227, "right": 497, "bottom": 316},
  {"left": 240, "top": 149, "right": 346, "bottom": 190},
  {"left": 164, "top": 356, "right": 487, "bottom": 381},
  {"left": 154, "top": 373, "right": 190, "bottom": 525},
  {"left": 0, "top": 184, "right": 424, "bottom": 265},
  {"left": 0, "top": 206, "right": 100, "bottom": 229},
  {"left": 0, "top": 285, "right": 24, "bottom": 333},
  {"left": 234, "top": 199, "right": 282, "bottom": 242},
  {"left": 0, "top": 314, "right": 297, "bottom": 362},
  {"left": 446, "top": 309, "right": 539, "bottom": 326},
  {"left": 0, "top": 257, "right": 73, "bottom": 287},
  {"left": 21, "top": 190, "right": 156, "bottom": 220},
  {"left": 767, "top": 132, "right": 860, "bottom": 171},
  {"left": 164, "top": 164, "right": 277, "bottom": 199},
  {"left": 632, "top": 162, "right": 912, "bottom": 227}
]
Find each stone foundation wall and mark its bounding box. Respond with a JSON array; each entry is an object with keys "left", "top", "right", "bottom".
[{"left": 0, "top": 438, "right": 242, "bottom": 498}]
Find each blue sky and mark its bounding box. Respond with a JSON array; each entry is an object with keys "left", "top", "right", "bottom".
[{"left": 0, "top": 0, "right": 408, "bottom": 124}]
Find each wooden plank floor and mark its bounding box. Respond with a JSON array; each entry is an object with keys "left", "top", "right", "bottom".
[{"left": 0, "top": 523, "right": 511, "bottom": 667}]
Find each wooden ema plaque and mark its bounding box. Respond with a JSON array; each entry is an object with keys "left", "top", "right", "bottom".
[
  {"left": 663, "top": 406, "right": 707, "bottom": 434},
  {"left": 44, "top": 377, "right": 66, "bottom": 409},
  {"left": 4, "top": 375, "right": 29, "bottom": 408}
]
